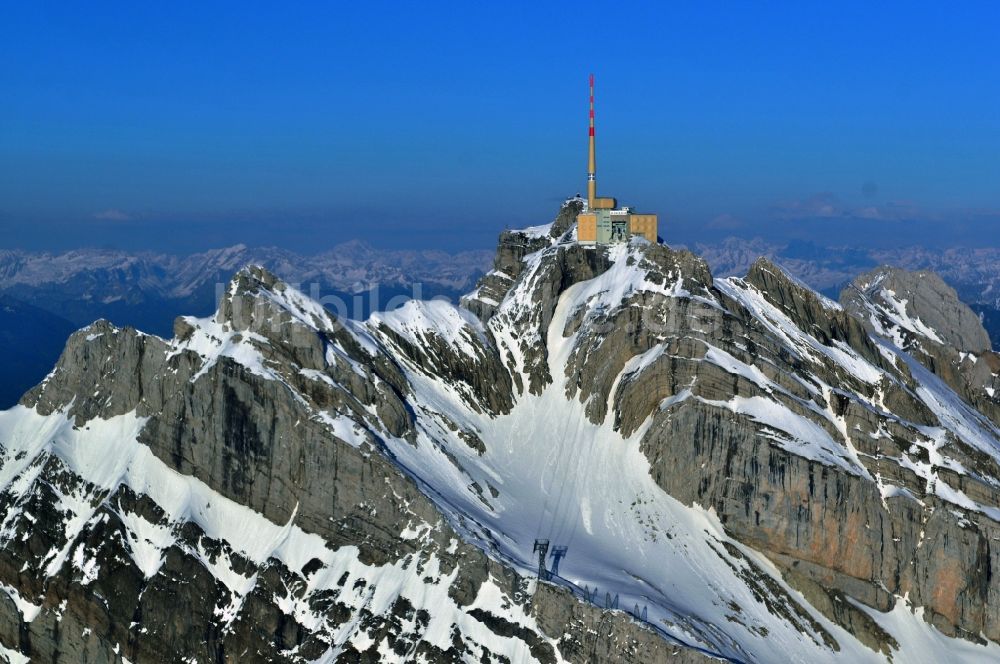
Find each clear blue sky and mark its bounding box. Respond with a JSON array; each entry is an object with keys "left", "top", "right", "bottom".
[{"left": 2, "top": 2, "right": 999, "bottom": 252}]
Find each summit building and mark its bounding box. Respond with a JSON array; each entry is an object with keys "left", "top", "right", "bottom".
[{"left": 576, "top": 74, "right": 659, "bottom": 245}]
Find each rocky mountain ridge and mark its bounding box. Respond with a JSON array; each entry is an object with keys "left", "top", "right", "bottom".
[
  {"left": 0, "top": 242, "right": 492, "bottom": 408},
  {"left": 1, "top": 200, "right": 999, "bottom": 662},
  {"left": 698, "top": 238, "right": 1000, "bottom": 348}
]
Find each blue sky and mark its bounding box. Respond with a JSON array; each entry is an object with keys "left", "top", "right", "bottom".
[{"left": 1, "top": 2, "right": 999, "bottom": 252}]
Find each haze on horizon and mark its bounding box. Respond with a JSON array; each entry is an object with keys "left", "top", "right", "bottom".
[{"left": 1, "top": 2, "right": 999, "bottom": 255}]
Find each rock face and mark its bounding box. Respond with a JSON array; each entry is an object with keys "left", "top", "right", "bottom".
[
  {"left": 3, "top": 207, "right": 1000, "bottom": 663},
  {"left": 462, "top": 198, "right": 584, "bottom": 324}
]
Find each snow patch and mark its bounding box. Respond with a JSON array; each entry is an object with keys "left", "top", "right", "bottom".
[{"left": 0, "top": 581, "right": 41, "bottom": 622}]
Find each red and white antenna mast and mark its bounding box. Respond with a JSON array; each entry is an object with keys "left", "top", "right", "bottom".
[{"left": 587, "top": 74, "right": 597, "bottom": 210}]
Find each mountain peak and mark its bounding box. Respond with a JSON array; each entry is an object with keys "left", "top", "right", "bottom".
[
  {"left": 846, "top": 265, "right": 992, "bottom": 354},
  {"left": 217, "top": 264, "right": 337, "bottom": 336},
  {"left": 746, "top": 256, "right": 842, "bottom": 311}
]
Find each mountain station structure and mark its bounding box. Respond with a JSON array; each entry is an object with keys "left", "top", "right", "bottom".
[{"left": 576, "top": 74, "right": 659, "bottom": 245}]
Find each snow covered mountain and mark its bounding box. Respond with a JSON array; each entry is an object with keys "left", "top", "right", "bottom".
[{"left": 2, "top": 200, "right": 1000, "bottom": 662}]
